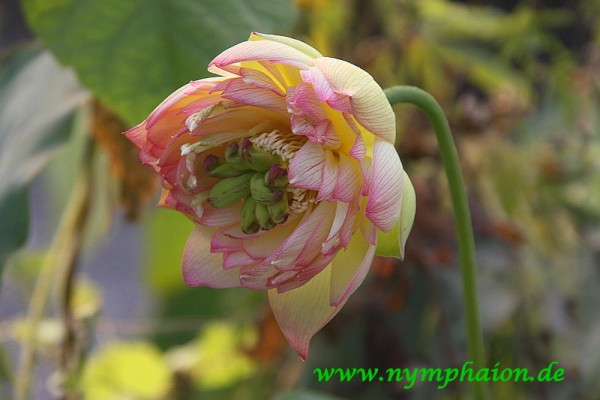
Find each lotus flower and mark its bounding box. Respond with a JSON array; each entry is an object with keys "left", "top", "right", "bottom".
[{"left": 125, "top": 32, "right": 416, "bottom": 359}]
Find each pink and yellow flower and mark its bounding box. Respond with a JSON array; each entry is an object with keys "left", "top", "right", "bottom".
[{"left": 125, "top": 33, "right": 415, "bottom": 359}]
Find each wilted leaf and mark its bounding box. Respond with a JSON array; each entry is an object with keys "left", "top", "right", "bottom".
[
  {"left": 22, "top": 0, "right": 296, "bottom": 124},
  {"left": 91, "top": 100, "right": 156, "bottom": 220}
]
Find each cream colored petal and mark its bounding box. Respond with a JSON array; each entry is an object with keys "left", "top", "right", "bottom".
[
  {"left": 375, "top": 171, "right": 416, "bottom": 259},
  {"left": 312, "top": 57, "right": 396, "bottom": 143},
  {"left": 330, "top": 231, "right": 376, "bottom": 306},
  {"left": 209, "top": 41, "right": 315, "bottom": 75},
  {"left": 183, "top": 226, "right": 240, "bottom": 288},
  {"left": 365, "top": 140, "right": 404, "bottom": 231},
  {"left": 269, "top": 265, "right": 343, "bottom": 360},
  {"left": 250, "top": 32, "right": 323, "bottom": 59}
]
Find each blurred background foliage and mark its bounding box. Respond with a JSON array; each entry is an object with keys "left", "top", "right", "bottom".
[{"left": 1, "top": 0, "right": 600, "bottom": 398}]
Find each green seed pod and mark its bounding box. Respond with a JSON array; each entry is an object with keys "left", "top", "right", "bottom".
[
  {"left": 265, "top": 165, "right": 288, "bottom": 188},
  {"left": 207, "top": 163, "right": 247, "bottom": 179},
  {"left": 203, "top": 155, "right": 220, "bottom": 173},
  {"left": 250, "top": 173, "right": 283, "bottom": 205},
  {"left": 240, "top": 197, "right": 259, "bottom": 234},
  {"left": 255, "top": 203, "right": 275, "bottom": 230},
  {"left": 267, "top": 191, "right": 289, "bottom": 223},
  {"left": 241, "top": 140, "right": 277, "bottom": 171},
  {"left": 207, "top": 173, "right": 253, "bottom": 208},
  {"left": 224, "top": 142, "right": 242, "bottom": 164}
]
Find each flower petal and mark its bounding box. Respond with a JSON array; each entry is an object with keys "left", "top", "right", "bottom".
[
  {"left": 332, "top": 152, "right": 361, "bottom": 202},
  {"left": 312, "top": 57, "right": 396, "bottom": 143},
  {"left": 211, "top": 77, "right": 286, "bottom": 113},
  {"left": 249, "top": 32, "right": 323, "bottom": 59},
  {"left": 269, "top": 265, "right": 344, "bottom": 360},
  {"left": 267, "top": 201, "right": 336, "bottom": 270},
  {"left": 242, "top": 217, "right": 299, "bottom": 259},
  {"left": 288, "top": 141, "right": 326, "bottom": 190},
  {"left": 183, "top": 226, "right": 240, "bottom": 288},
  {"left": 375, "top": 171, "right": 416, "bottom": 259},
  {"left": 223, "top": 251, "right": 258, "bottom": 270},
  {"left": 209, "top": 40, "right": 314, "bottom": 75},
  {"left": 316, "top": 150, "right": 338, "bottom": 201},
  {"left": 199, "top": 203, "right": 242, "bottom": 227},
  {"left": 210, "top": 229, "right": 242, "bottom": 252},
  {"left": 329, "top": 232, "right": 376, "bottom": 306},
  {"left": 365, "top": 140, "right": 404, "bottom": 231}
]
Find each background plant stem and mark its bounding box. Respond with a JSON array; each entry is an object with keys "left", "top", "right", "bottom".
[
  {"left": 14, "top": 138, "right": 94, "bottom": 400},
  {"left": 385, "top": 86, "right": 488, "bottom": 400}
]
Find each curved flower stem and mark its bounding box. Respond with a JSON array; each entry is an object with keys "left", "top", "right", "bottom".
[{"left": 385, "top": 86, "right": 488, "bottom": 400}]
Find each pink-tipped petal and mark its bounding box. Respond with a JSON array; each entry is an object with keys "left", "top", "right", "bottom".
[
  {"left": 183, "top": 226, "right": 240, "bottom": 288},
  {"left": 312, "top": 58, "right": 396, "bottom": 143},
  {"left": 123, "top": 123, "right": 147, "bottom": 149},
  {"left": 365, "top": 140, "right": 404, "bottom": 231},
  {"left": 198, "top": 203, "right": 241, "bottom": 227},
  {"left": 211, "top": 78, "right": 286, "bottom": 114},
  {"left": 332, "top": 153, "right": 361, "bottom": 202},
  {"left": 210, "top": 229, "right": 243, "bottom": 252},
  {"left": 316, "top": 150, "right": 338, "bottom": 201},
  {"left": 250, "top": 32, "right": 323, "bottom": 59},
  {"left": 267, "top": 201, "right": 336, "bottom": 270},
  {"left": 287, "top": 82, "right": 327, "bottom": 121},
  {"left": 322, "top": 201, "right": 352, "bottom": 254},
  {"left": 300, "top": 68, "right": 352, "bottom": 114},
  {"left": 329, "top": 232, "right": 376, "bottom": 306},
  {"left": 223, "top": 251, "right": 258, "bottom": 269},
  {"left": 288, "top": 141, "right": 326, "bottom": 190},
  {"left": 242, "top": 217, "right": 299, "bottom": 259},
  {"left": 209, "top": 41, "right": 314, "bottom": 74},
  {"left": 240, "top": 67, "right": 285, "bottom": 96},
  {"left": 269, "top": 265, "right": 345, "bottom": 360}
]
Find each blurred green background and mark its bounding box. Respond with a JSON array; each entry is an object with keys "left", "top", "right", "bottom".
[{"left": 1, "top": 0, "right": 600, "bottom": 399}]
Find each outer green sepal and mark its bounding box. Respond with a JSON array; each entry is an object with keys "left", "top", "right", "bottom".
[{"left": 375, "top": 171, "right": 416, "bottom": 259}]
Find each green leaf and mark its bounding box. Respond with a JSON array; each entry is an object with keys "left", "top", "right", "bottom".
[
  {"left": 21, "top": 0, "right": 297, "bottom": 124},
  {"left": 0, "top": 46, "right": 87, "bottom": 278}
]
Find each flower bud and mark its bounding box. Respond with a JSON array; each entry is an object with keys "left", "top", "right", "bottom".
[{"left": 207, "top": 173, "right": 253, "bottom": 208}]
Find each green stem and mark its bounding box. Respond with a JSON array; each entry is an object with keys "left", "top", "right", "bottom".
[{"left": 385, "top": 86, "right": 488, "bottom": 400}]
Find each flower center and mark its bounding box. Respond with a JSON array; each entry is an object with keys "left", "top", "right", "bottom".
[
  {"left": 204, "top": 131, "right": 313, "bottom": 234},
  {"left": 250, "top": 131, "right": 315, "bottom": 214}
]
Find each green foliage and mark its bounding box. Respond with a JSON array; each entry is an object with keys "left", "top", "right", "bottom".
[{"left": 21, "top": 0, "right": 296, "bottom": 124}]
